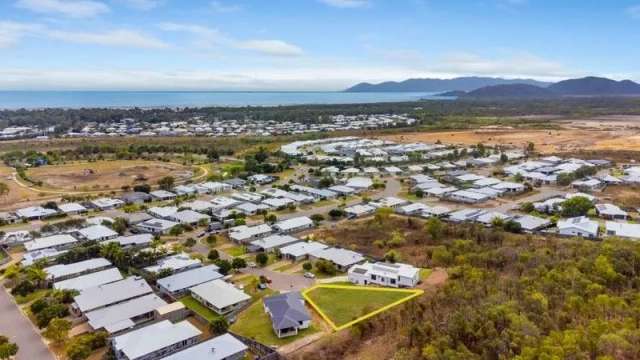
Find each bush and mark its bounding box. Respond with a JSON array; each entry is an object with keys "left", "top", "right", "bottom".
[
  {"left": 231, "top": 257, "right": 247, "bottom": 269},
  {"left": 315, "top": 259, "right": 337, "bottom": 276},
  {"left": 328, "top": 208, "right": 345, "bottom": 219},
  {"left": 302, "top": 262, "right": 312, "bottom": 271},
  {"left": 210, "top": 318, "right": 229, "bottom": 336},
  {"left": 561, "top": 196, "right": 594, "bottom": 217},
  {"left": 11, "top": 280, "right": 35, "bottom": 297},
  {"left": 184, "top": 238, "right": 196, "bottom": 248},
  {"left": 214, "top": 259, "right": 232, "bottom": 275},
  {"left": 36, "top": 303, "right": 69, "bottom": 328},
  {"left": 253, "top": 253, "right": 267, "bottom": 267},
  {"left": 30, "top": 298, "right": 49, "bottom": 314},
  {"left": 207, "top": 249, "right": 219, "bottom": 261},
  {"left": 65, "top": 331, "right": 107, "bottom": 360}
]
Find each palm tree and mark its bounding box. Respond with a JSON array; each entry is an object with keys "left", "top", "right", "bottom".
[{"left": 26, "top": 267, "right": 47, "bottom": 288}]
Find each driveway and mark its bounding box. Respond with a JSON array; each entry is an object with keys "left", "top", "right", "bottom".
[
  {"left": 0, "top": 287, "right": 54, "bottom": 360},
  {"left": 241, "top": 268, "right": 314, "bottom": 292}
]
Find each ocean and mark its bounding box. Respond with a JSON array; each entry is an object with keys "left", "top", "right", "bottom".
[{"left": 0, "top": 91, "right": 451, "bottom": 109}]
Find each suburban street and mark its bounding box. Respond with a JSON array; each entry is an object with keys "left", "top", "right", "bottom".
[{"left": 0, "top": 288, "right": 54, "bottom": 360}]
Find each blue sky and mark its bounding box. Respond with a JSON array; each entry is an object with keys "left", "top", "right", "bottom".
[{"left": 1, "top": 0, "right": 639, "bottom": 90}]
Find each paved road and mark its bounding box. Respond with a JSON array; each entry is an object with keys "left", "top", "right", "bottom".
[
  {"left": 241, "top": 268, "right": 314, "bottom": 292},
  {"left": 0, "top": 287, "right": 54, "bottom": 360}
]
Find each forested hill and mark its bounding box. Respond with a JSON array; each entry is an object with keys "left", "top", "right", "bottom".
[{"left": 345, "top": 77, "right": 551, "bottom": 92}]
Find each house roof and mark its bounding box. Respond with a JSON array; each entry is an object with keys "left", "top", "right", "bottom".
[
  {"left": 86, "top": 293, "right": 167, "bottom": 333},
  {"left": 513, "top": 215, "right": 551, "bottom": 231},
  {"left": 44, "top": 258, "right": 111, "bottom": 280},
  {"left": 344, "top": 204, "right": 375, "bottom": 215},
  {"left": 157, "top": 265, "right": 223, "bottom": 293},
  {"left": 148, "top": 206, "right": 178, "bottom": 218},
  {"left": 311, "top": 247, "right": 364, "bottom": 267},
  {"left": 229, "top": 224, "right": 272, "bottom": 242},
  {"left": 280, "top": 241, "right": 328, "bottom": 258},
  {"left": 149, "top": 190, "right": 176, "bottom": 199},
  {"left": 144, "top": 253, "right": 201, "bottom": 274},
  {"left": 605, "top": 221, "right": 640, "bottom": 239},
  {"left": 16, "top": 206, "right": 57, "bottom": 219},
  {"left": 251, "top": 234, "right": 300, "bottom": 250},
  {"left": 58, "top": 203, "right": 87, "bottom": 213},
  {"left": 190, "top": 279, "right": 250, "bottom": 309},
  {"left": 595, "top": 203, "right": 628, "bottom": 217},
  {"left": 557, "top": 216, "right": 599, "bottom": 235},
  {"left": 263, "top": 292, "right": 311, "bottom": 330},
  {"left": 139, "top": 218, "right": 179, "bottom": 231},
  {"left": 25, "top": 234, "right": 78, "bottom": 252},
  {"left": 274, "top": 216, "right": 313, "bottom": 231},
  {"left": 171, "top": 210, "right": 209, "bottom": 224},
  {"left": 112, "top": 320, "right": 201, "bottom": 360},
  {"left": 54, "top": 268, "right": 123, "bottom": 292},
  {"left": 163, "top": 333, "right": 248, "bottom": 360},
  {"left": 73, "top": 277, "right": 153, "bottom": 313},
  {"left": 104, "top": 233, "right": 153, "bottom": 247},
  {"left": 78, "top": 224, "right": 118, "bottom": 241},
  {"left": 345, "top": 177, "right": 373, "bottom": 189}
]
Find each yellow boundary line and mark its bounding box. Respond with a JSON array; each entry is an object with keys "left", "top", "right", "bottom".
[{"left": 302, "top": 284, "right": 423, "bottom": 331}]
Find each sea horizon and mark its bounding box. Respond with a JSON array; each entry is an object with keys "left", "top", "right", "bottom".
[{"left": 0, "top": 90, "right": 451, "bottom": 110}]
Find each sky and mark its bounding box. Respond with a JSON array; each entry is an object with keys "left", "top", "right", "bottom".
[{"left": 1, "top": 0, "right": 640, "bottom": 90}]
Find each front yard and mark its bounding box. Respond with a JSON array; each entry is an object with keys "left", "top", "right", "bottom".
[{"left": 179, "top": 295, "right": 222, "bottom": 322}]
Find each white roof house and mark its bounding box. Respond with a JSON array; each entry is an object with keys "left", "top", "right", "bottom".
[
  {"left": 310, "top": 247, "right": 365, "bottom": 271},
  {"left": 557, "top": 216, "right": 599, "bottom": 239},
  {"left": 149, "top": 190, "right": 176, "bottom": 200},
  {"left": 262, "top": 197, "right": 295, "bottom": 208},
  {"left": 512, "top": 215, "right": 552, "bottom": 232},
  {"left": 148, "top": 206, "right": 178, "bottom": 219},
  {"left": 250, "top": 234, "right": 301, "bottom": 252},
  {"left": 370, "top": 196, "right": 409, "bottom": 209},
  {"left": 77, "top": 224, "right": 118, "bottom": 241},
  {"left": 144, "top": 253, "right": 201, "bottom": 274},
  {"left": 16, "top": 206, "right": 57, "bottom": 219},
  {"left": 605, "top": 222, "right": 640, "bottom": 240},
  {"left": 421, "top": 205, "right": 452, "bottom": 217},
  {"left": 348, "top": 262, "right": 420, "bottom": 288},
  {"left": 233, "top": 202, "right": 270, "bottom": 215},
  {"left": 173, "top": 185, "right": 197, "bottom": 195},
  {"left": 163, "top": 333, "right": 248, "bottom": 360},
  {"left": 44, "top": 258, "right": 112, "bottom": 281},
  {"left": 112, "top": 320, "right": 201, "bottom": 360},
  {"left": 475, "top": 211, "right": 511, "bottom": 226},
  {"left": 345, "top": 177, "right": 373, "bottom": 189},
  {"left": 448, "top": 190, "right": 490, "bottom": 203},
  {"left": 104, "top": 234, "right": 153, "bottom": 248},
  {"left": 58, "top": 203, "right": 87, "bottom": 214},
  {"left": 595, "top": 203, "right": 628, "bottom": 220},
  {"left": 425, "top": 186, "right": 457, "bottom": 197},
  {"left": 184, "top": 200, "right": 218, "bottom": 212},
  {"left": 157, "top": 265, "right": 223, "bottom": 296},
  {"left": 90, "top": 197, "right": 124, "bottom": 210},
  {"left": 229, "top": 224, "right": 272, "bottom": 242},
  {"left": 86, "top": 293, "right": 167, "bottom": 334},
  {"left": 170, "top": 210, "right": 210, "bottom": 225},
  {"left": 280, "top": 241, "right": 329, "bottom": 261},
  {"left": 344, "top": 204, "right": 376, "bottom": 218},
  {"left": 273, "top": 216, "right": 314, "bottom": 233},
  {"left": 24, "top": 234, "right": 78, "bottom": 252},
  {"left": 54, "top": 268, "right": 123, "bottom": 292},
  {"left": 328, "top": 185, "right": 357, "bottom": 195},
  {"left": 448, "top": 208, "right": 485, "bottom": 223},
  {"left": 22, "top": 249, "right": 67, "bottom": 266},
  {"left": 136, "top": 218, "right": 179, "bottom": 234},
  {"left": 73, "top": 277, "right": 153, "bottom": 313},
  {"left": 190, "top": 279, "right": 251, "bottom": 314}
]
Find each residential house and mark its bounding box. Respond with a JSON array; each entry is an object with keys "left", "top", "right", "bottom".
[
  {"left": 77, "top": 224, "right": 118, "bottom": 242},
  {"left": 120, "top": 192, "right": 152, "bottom": 205},
  {"left": 557, "top": 216, "right": 599, "bottom": 239},
  {"left": 111, "top": 320, "right": 201, "bottom": 360},
  {"left": 273, "top": 216, "right": 314, "bottom": 233},
  {"left": 344, "top": 204, "right": 376, "bottom": 218},
  {"left": 58, "top": 203, "right": 88, "bottom": 215},
  {"left": 310, "top": 247, "right": 365, "bottom": 272},
  {"left": 157, "top": 265, "right": 223, "bottom": 297},
  {"left": 263, "top": 292, "right": 311, "bottom": 338},
  {"left": 15, "top": 206, "right": 57, "bottom": 220},
  {"left": 169, "top": 210, "right": 210, "bottom": 225},
  {"left": 190, "top": 279, "right": 251, "bottom": 315},
  {"left": 104, "top": 234, "right": 153, "bottom": 249},
  {"left": 90, "top": 198, "right": 125, "bottom": 210},
  {"left": 54, "top": 268, "right": 123, "bottom": 292},
  {"left": 24, "top": 234, "right": 78, "bottom": 253},
  {"left": 163, "top": 333, "right": 247, "bottom": 360},
  {"left": 348, "top": 262, "right": 420, "bottom": 288},
  {"left": 280, "top": 241, "right": 329, "bottom": 262},
  {"left": 250, "top": 234, "right": 301, "bottom": 253},
  {"left": 149, "top": 190, "right": 176, "bottom": 201},
  {"left": 44, "top": 258, "right": 112, "bottom": 282},
  {"left": 228, "top": 224, "right": 272, "bottom": 243},
  {"left": 136, "top": 218, "right": 179, "bottom": 234},
  {"left": 605, "top": 222, "right": 640, "bottom": 240},
  {"left": 144, "top": 253, "right": 201, "bottom": 274},
  {"left": 512, "top": 215, "right": 552, "bottom": 233},
  {"left": 595, "top": 203, "right": 628, "bottom": 220},
  {"left": 72, "top": 277, "right": 153, "bottom": 314},
  {"left": 87, "top": 293, "right": 167, "bottom": 335}
]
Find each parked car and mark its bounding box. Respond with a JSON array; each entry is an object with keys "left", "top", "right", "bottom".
[{"left": 304, "top": 272, "right": 316, "bottom": 279}]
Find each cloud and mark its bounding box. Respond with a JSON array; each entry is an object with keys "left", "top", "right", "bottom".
[
  {"left": 210, "top": 0, "right": 242, "bottom": 13},
  {"left": 118, "top": 0, "right": 162, "bottom": 10},
  {"left": 0, "top": 21, "right": 42, "bottom": 48},
  {"left": 48, "top": 29, "right": 168, "bottom": 48},
  {"left": 15, "top": 0, "right": 110, "bottom": 18},
  {"left": 431, "top": 52, "right": 571, "bottom": 80},
  {"left": 158, "top": 22, "right": 224, "bottom": 49},
  {"left": 628, "top": 5, "right": 640, "bottom": 19},
  {"left": 235, "top": 40, "right": 303, "bottom": 57},
  {"left": 318, "top": 0, "right": 368, "bottom": 8}
]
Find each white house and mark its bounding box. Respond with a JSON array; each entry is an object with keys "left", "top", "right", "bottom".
[
  {"left": 163, "top": 333, "right": 247, "bottom": 360},
  {"left": 605, "top": 221, "right": 640, "bottom": 240},
  {"left": 273, "top": 216, "right": 314, "bottom": 233},
  {"left": 557, "top": 216, "right": 599, "bottom": 239},
  {"left": 112, "top": 320, "right": 201, "bottom": 360},
  {"left": 190, "top": 279, "right": 251, "bottom": 315},
  {"left": 348, "top": 262, "right": 420, "bottom": 288},
  {"left": 595, "top": 203, "right": 628, "bottom": 220}
]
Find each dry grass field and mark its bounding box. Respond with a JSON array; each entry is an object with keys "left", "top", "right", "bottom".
[{"left": 25, "top": 160, "right": 194, "bottom": 191}]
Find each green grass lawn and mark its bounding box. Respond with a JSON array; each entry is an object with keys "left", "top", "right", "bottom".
[
  {"left": 230, "top": 299, "right": 318, "bottom": 346},
  {"left": 179, "top": 295, "right": 222, "bottom": 322},
  {"left": 226, "top": 245, "right": 247, "bottom": 257},
  {"left": 305, "top": 287, "right": 415, "bottom": 327}
]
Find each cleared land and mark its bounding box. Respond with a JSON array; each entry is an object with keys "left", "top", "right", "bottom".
[
  {"left": 380, "top": 118, "right": 640, "bottom": 154},
  {"left": 304, "top": 285, "right": 422, "bottom": 329},
  {"left": 25, "top": 160, "right": 194, "bottom": 191}
]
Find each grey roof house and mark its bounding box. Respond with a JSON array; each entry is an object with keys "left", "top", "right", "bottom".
[{"left": 263, "top": 292, "right": 312, "bottom": 338}]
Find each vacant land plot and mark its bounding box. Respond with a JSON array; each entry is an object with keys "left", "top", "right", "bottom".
[
  {"left": 25, "top": 160, "right": 194, "bottom": 191},
  {"left": 230, "top": 299, "right": 318, "bottom": 346},
  {"left": 380, "top": 126, "right": 640, "bottom": 154},
  {"left": 304, "top": 285, "right": 422, "bottom": 330},
  {"left": 601, "top": 185, "right": 640, "bottom": 209}
]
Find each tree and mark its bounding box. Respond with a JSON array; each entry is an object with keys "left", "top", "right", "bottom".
[
  {"left": 231, "top": 257, "right": 247, "bottom": 270},
  {"left": 0, "top": 336, "right": 18, "bottom": 360},
  {"left": 302, "top": 262, "right": 312, "bottom": 271},
  {"left": 425, "top": 218, "right": 443, "bottom": 240},
  {"left": 504, "top": 220, "right": 522, "bottom": 233},
  {"left": 520, "top": 202, "right": 535, "bottom": 213},
  {"left": 207, "top": 249, "right": 219, "bottom": 261},
  {"left": 315, "top": 259, "right": 337, "bottom": 275},
  {"left": 388, "top": 230, "right": 406, "bottom": 247},
  {"left": 210, "top": 318, "right": 229, "bottom": 336},
  {"left": 328, "top": 208, "right": 345, "bottom": 219},
  {"left": 184, "top": 238, "right": 196, "bottom": 248},
  {"left": 132, "top": 183, "right": 151, "bottom": 193},
  {"left": 374, "top": 207, "right": 393, "bottom": 224},
  {"left": 43, "top": 318, "right": 71, "bottom": 344},
  {"left": 264, "top": 213, "right": 277, "bottom": 224},
  {"left": 214, "top": 259, "right": 232, "bottom": 275},
  {"left": 384, "top": 250, "right": 400, "bottom": 263},
  {"left": 111, "top": 217, "right": 128, "bottom": 235},
  {"left": 256, "top": 253, "right": 269, "bottom": 267},
  {"left": 157, "top": 176, "right": 175, "bottom": 191},
  {"left": 205, "top": 234, "right": 217, "bottom": 246},
  {"left": 310, "top": 214, "right": 324, "bottom": 224},
  {"left": 561, "top": 196, "right": 594, "bottom": 217}
]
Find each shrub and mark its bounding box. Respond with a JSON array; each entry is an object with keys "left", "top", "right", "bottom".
[{"left": 255, "top": 253, "right": 269, "bottom": 267}]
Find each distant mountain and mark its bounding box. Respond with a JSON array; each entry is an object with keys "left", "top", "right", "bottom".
[
  {"left": 463, "top": 84, "right": 556, "bottom": 98},
  {"left": 435, "top": 90, "right": 467, "bottom": 97},
  {"left": 345, "top": 77, "right": 551, "bottom": 93},
  {"left": 548, "top": 76, "right": 640, "bottom": 96}
]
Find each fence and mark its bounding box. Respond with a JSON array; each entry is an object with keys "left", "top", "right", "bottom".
[{"left": 229, "top": 331, "right": 284, "bottom": 360}]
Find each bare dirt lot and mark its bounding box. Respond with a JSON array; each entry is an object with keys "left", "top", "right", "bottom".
[
  {"left": 25, "top": 160, "right": 194, "bottom": 191},
  {"left": 380, "top": 117, "right": 640, "bottom": 154}
]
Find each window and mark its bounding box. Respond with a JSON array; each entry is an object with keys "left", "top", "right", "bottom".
[
  {"left": 371, "top": 275, "right": 376, "bottom": 280},
  {"left": 390, "top": 279, "right": 396, "bottom": 284}
]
